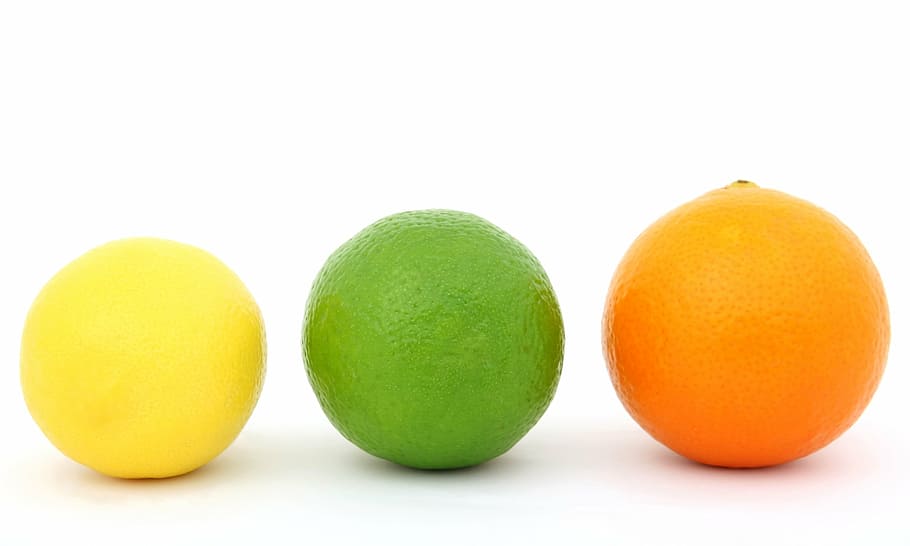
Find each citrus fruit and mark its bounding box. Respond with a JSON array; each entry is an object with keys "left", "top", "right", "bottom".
[
  {"left": 21, "top": 238, "right": 266, "bottom": 478},
  {"left": 303, "top": 209, "right": 564, "bottom": 469},
  {"left": 603, "top": 182, "right": 890, "bottom": 468}
]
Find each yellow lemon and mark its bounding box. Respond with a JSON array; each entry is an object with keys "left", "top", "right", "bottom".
[{"left": 20, "top": 238, "right": 266, "bottom": 478}]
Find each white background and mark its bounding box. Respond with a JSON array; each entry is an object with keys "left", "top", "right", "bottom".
[{"left": 1, "top": 1, "right": 908, "bottom": 544}]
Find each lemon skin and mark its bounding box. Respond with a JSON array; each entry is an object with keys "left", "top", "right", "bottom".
[{"left": 20, "top": 238, "right": 266, "bottom": 479}]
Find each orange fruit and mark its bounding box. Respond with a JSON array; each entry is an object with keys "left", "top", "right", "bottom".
[{"left": 602, "top": 181, "right": 890, "bottom": 468}]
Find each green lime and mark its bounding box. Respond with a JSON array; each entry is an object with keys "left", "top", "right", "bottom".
[{"left": 302, "top": 209, "right": 564, "bottom": 469}]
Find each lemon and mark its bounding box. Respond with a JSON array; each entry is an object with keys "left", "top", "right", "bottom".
[
  {"left": 20, "top": 238, "right": 266, "bottom": 479},
  {"left": 303, "top": 210, "right": 564, "bottom": 469}
]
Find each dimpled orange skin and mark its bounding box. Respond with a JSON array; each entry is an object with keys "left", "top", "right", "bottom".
[{"left": 603, "top": 182, "right": 890, "bottom": 468}]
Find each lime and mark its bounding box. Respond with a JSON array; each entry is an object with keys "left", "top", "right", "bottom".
[
  {"left": 20, "top": 238, "right": 266, "bottom": 478},
  {"left": 302, "top": 210, "right": 564, "bottom": 469}
]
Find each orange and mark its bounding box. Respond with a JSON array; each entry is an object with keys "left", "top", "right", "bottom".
[{"left": 602, "top": 181, "right": 890, "bottom": 468}]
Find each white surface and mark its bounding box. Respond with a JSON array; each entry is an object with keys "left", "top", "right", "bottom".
[{"left": 1, "top": 1, "right": 908, "bottom": 544}]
